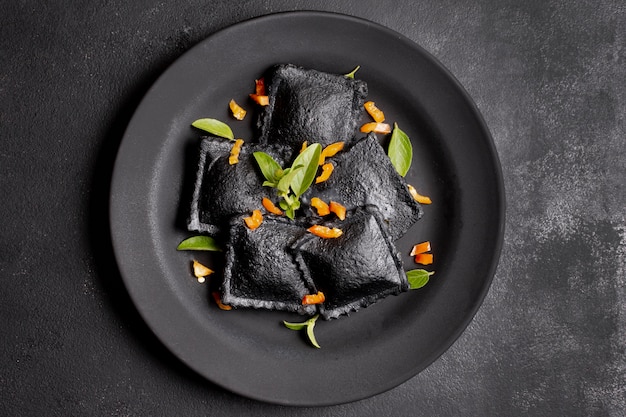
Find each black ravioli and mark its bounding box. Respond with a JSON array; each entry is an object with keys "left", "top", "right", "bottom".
[
  {"left": 222, "top": 216, "right": 317, "bottom": 315},
  {"left": 187, "top": 137, "right": 291, "bottom": 235},
  {"left": 257, "top": 64, "right": 368, "bottom": 147},
  {"left": 291, "top": 206, "right": 409, "bottom": 320},
  {"left": 186, "top": 65, "right": 425, "bottom": 320},
  {"left": 302, "top": 133, "right": 423, "bottom": 240}
]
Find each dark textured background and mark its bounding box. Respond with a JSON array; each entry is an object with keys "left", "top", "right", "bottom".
[{"left": 2, "top": 1, "right": 624, "bottom": 415}]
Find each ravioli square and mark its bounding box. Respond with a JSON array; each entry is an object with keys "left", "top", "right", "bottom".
[
  {"left": 291, "top": 206, "right": 408, "bottom": 319},
  {"left": 222, "top": 216, "right": 317, "bottom": 315},
  {"left": 302, "top": 134, "right": 423, "bottom": 240},
  {"left": 187, "top": 137, "right": 290, "bottom": 235},
  {"left": 256, "top": 64, "right": 368, "bottom": 148}
]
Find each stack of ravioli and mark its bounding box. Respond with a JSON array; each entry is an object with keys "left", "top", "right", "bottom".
[{"left": 187, "top": 64, "right": 423, "bottom": 319}]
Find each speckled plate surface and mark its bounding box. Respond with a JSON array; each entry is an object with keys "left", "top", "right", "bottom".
[{"left": 109, "top": 11, "right": 504, "bottom": 406}]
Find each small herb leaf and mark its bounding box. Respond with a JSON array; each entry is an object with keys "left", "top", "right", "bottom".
[
  {"left": 253, "top": 152, "right": 283, "bottom": 183},
  {"left": 387, "top": 123, "right": 413, "bottom": 177},
  {"left": 283, "top": 321, "right": 307, "bottom": 331},
  {"left": 344, "top": 65, "right": 361, "bottom": 79},
  {"left": 406, "top": 269, "right": 435, "bottom": 289},
  {"left": 283, "top": 315, "right": 321, "bottom": 348},
  {"left": 306, "top": 315, "right": 321, "bottom": 348},
  {"left": 177, "top": 236, "right": 222, "bottom": 251},
  {"left": 290, "top": 143, "right": 322, "bottom": 197},
  {"left": 277, "top": 165, "right": 303, "bottom": 193},
  {"left": 191, "top": 118, "right": 235, "bottom": 140}
]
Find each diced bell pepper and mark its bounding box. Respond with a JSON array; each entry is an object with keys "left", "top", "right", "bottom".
[
  {"left": 310, "top": 197, "right": 330, "bottom": 216},
  {"left": 307, "top": 225, "right": 343, "bottom": 239},
  {"left": 315, "top": 163, "right": 334, "bottom": 184},
  {"left": 229, "top": 99, "right": 247, "bottom": 120},
  {"left": 228, "top": 139, "right": 244, "bottom": 165},
  {"left": 262, "top": 197, "right": 284, "bottom": 215},
  {"left": 364, "top": 101, "right": 385, "bottom": 123},
  {"left": 360, "top": 122, "right": 391, "bottom": 134},
  {"left": 302, "top": 291, "right": 326, "bottom": 305},
  {"left": 329, "top": 201, "right": 346, "bottom": 220},
  {"left": 244, "top": 209, "right": 263, "bottom": 230}
]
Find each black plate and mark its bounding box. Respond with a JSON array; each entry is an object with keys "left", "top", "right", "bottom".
[{"left": 110, "top": 11, "right": 504, "bottom": 406}]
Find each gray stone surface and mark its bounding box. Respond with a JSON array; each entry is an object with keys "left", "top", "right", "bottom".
[{"left": 1, "top": 0, "right": 624, "bottom": 415}]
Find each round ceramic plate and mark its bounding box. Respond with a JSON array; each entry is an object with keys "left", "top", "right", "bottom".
[{"left": 110, "top": 11, "right": 504, "bottom": 406}]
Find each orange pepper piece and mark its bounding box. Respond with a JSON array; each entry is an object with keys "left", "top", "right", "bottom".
[
  {"left": 308, "top": 225, "right": 343, "bottom": 238},
  {"left": 302, "top": 291, "right": 326, "bottom": 305},
  {"left": 254, "top": 78, "right": 266, "bottom": 95},
  {"left": 414, "top": 253, "right": 434, "bottom": 265},
  {"left": 229, "top": 99, "right": 247, "bottom": 120},
  {"left": 243, "top": 209, "right": 263, "bottom": 230},
  {"left": 250, "top": 78, "right": 268, "bottom": 105},
  {"left": 410, "top": 241, "right": 431, "bottom": 256},
  {"left": 364, "top": 101, "right": 385, "bottom": 123},
  {"left": 249, "top": 94, "right": 269, "bottom": 106},
  {"left": 318, "top": 141, "right": 345, "bottom": 165},
  {"left": 310, "top": 197, "right": 330, "bottom": 216},
  {"left": 300, "top": 141, "right": 308, "bottom": 153},
  {"left": 262, "top": 197, "right": 283, "bottom": 215},
  {"left": 228, "top": 139, "right": 244, "bottom": 165},
  {"left": 329, "top": 201, "right": 346, "bottom": 220},
  {"left": 408, "top": 184, "right": 432, "bottom": 205},
  {"left": 360, "top": 122, "right": 392, "bottom": 134},
  {"left": 212, "top": 291, "right": 232, "bottom": 310},
  {"left": 315, "top": 163, "right": 334, "bottom": 184}
]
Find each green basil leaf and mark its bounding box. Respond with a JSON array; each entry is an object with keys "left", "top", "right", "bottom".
[
  {"left": 406, "top": 269, "right": 435, "bottom": 289},
  {"left": 306, "top": 315, "right": 321, "bottom": 349},
  {"left": 282, "top": 315, "right": 321, "bottom": 348},
  {"left": 283, "top": 321, "right": 307, "bottom": 331},
  {"left": 253, "top": 152, "right": 283, "bottom": 184},
  {"left": 387, "top": 123, "right": 412, "bottom": 177},
  {"left": 176, "top": 235, "right": 222, "bottom": 251},
  {"left": 344, "top": 65, "right": 360, "bottom": 79},
  {"left": 277, "top": 166, "right": 303, "bottom": 193},
  {"left": 191, "top": 118, "right": 234, "bottom": 140},
  {"left": 290, "top": 143, "right": 322, "bottom": 197}
]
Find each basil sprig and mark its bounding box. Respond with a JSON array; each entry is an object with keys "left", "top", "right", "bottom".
[
  {"left": 387, "top": 123, "right": 412, "bottom": 177},
  {"left": 191, "top": 118, "right": 235, "bottom": 140},
  {"left": 283, "top": 314, "right": 321, "bottom": 348},
  {"left": 253, "top": 143, "right": 322, "bottom": 219},
  {"left": 406, "top": 269, "right": 435, "bottom": 289}
]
